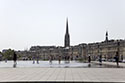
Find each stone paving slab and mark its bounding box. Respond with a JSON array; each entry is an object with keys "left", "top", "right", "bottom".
[{"left": 0, "top": 68, "right": 125, "bottom": 83}]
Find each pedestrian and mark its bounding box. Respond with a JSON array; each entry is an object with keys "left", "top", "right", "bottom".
[
  {"left": 33, "top": 56, "right": 35, "bottom": 64},
  {"left": 49, "top": 55, "right": 53, "bottom": 64},
  {"left": 5, "top": 59, "right": 7, "bottom": 63},
  {"left": 58, "top": 55, "right": 61, "bottom": 64},
  {"left": 115, "top": 52, "right": 119, "bottom": 66},
  {"left": 99, "top": 55, "right": 102, "bottom": 65},
  {"left": 13, "top": 51, "right": 17, "bottom": 68},
  {"left": 88, "top": 55, "right": 91, "bottom": 63}
]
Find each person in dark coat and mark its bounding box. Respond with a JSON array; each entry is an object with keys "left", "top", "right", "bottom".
[
  {"left": 13, "top": 52, "right": 17, "bottom": 68},
  {"left": 99, "top": 55, "right": 102, "bottom": 65},
  {"left": 115, "top": 52, "right": 119, "bottom": 66},
  {"left": 88, "top": 55, "right": 91, "bottom": 63}
]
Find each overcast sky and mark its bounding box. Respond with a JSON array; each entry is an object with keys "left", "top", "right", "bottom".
[{"left": 0, "top": 0, "right": 125, "bottom": 51}]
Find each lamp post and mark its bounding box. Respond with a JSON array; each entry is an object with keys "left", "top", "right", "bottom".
[
  {"left": 31, "top": 51, "right": 36, "bottom": 64},
  {"left": 36, "top": 51, "right": 39, "bottom": 64},
  {"left": 43, "top": 49, "right": 45, "bottom": 60},
  {"left": 49, "top": 48, "right": 53, "bottom": 64},
  {"left": 116, "top": 41, "right": 120, "bottom": 66},
  {"left": 98, "top": 44, "right": 102, "bottom": 65},
  {"left": 117, "top": 42, "right": 120, "bottom": 56},
  {"left": 65, "top": 47, "right": 70, "bottom": 62},
  {"left": 71, "top": 47, "right": 73, "bottom": 61},
  {"left": 86, "top": 46, "right": 88, "bottom": 62}
]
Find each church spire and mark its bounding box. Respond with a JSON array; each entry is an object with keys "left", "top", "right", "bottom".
[
  {"left": 66, "top": 18, "right": 69, "bottom": 34},
  {"left": 64, "top": 18, "right": 70, "bottom": 47},
  {"left": 105, "top": 31, "right": 108, "bottom": 42}
]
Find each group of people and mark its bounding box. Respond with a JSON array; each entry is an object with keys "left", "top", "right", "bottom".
[
  {"left": 32, "top": 56, "right": 39, "bottom": 64},
  {"left": 49, "top": 55, "right": 62, "bottom": 64},
  {"left": 11, "top": 50, "right": 122, "bottom": 68},
  {"left": 32, "top": 55, "right": 62, "bottom": 64},
  {"left": 87, "top": 51, "right": 120, "bottom": 66}
]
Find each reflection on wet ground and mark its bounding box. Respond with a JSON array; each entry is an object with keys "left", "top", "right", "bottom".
[{"left": 0, "top": 60, "right": 124, "bottom": 68}]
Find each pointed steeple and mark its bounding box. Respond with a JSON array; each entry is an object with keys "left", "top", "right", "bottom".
[
  {"left": 66, "top": 18, "right": 69, "bottom": 34},
  {"left": 64, "top": 18, "right": 70, "bottom": 47},
  {"left": 106, "top": 31, "right": 108, "bottom": 36},
  {"left": 105, "top": 31, "right": 108, "bottom": 42}
]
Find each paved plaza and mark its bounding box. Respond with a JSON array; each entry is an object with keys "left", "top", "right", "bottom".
[{"left": 0, "top": 67, "right": 125, "bottom": 83}]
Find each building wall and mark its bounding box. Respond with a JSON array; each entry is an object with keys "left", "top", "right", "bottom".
[
  {"left": 83, "top": 40, "right": 125, "bottom": 61},
  {"left": 16, "top": 39, "right": 125, "bottom": 61}
]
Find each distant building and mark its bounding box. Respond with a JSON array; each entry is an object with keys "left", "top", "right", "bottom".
[{"left": 15, "top": 20, "right": 125, "bottom": 61}]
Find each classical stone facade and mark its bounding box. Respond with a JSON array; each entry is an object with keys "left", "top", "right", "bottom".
[
  {"left": 16, "top": 21, "right": 125, "bottom": 61},
  {"left": 17, "top": 39, "right": 125, "bottom": 61},
  {"left": 86, "top": 40, "right": 125, "bottom": 61}
]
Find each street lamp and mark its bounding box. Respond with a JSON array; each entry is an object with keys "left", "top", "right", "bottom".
[
  {"left": 116, "top": 41, "right": 120, "bottom": 66},
  {"left": 117, "top": 41, "right": 120, "bottom": 55},
  {"left": 49, "top": 48, "right": 53, "bottom": 64},
  {"left": 31, "top": 51, "right": 36, "bottom": 64},
  {"left": 71, "top": 47, "right": 73, "bottom": 61},
  {"left": 43, "top": 49, "right": 45, "bottom": 60},
  {"left": 98, "top": 44, "right": 102, "bottom": 65},
  {"left": 64, "top": 47, "right": 70, "bottom": 62}
]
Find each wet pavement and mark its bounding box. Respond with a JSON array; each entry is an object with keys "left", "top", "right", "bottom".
[
  {"left": 0, "top": 60, "right": 124, "bottom": 68},
  {"left": 0, "top": 61, "right": 125, "bottom": 83}
]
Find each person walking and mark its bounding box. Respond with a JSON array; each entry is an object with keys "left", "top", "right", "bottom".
[
  {"left": 58, "top": 55, "right": 61, "bottom": 64},
  {"left": 99, "top": 55, "right": 102, "bottom": 65},
  {"left": 49, "top": 55, "right": 53, "bottom": 64},
  {"left": 115, "top": 51, "right": 119, "bottom": 66},
  {"left": 32, "top": 56, "right": 35, "bottom": 64},
  {"left": 13, "top": 51, "right": 17, "bottom": 68},
  {"left": 88, "top": 55, "right": 91, "bottom": 63}
]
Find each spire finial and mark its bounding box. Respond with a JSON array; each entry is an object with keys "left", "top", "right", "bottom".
[{"left": 66, "top": 18, "right": 69, "bottom": 34}]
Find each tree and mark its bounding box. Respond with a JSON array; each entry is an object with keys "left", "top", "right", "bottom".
[{"left": 2, "top": 49, "right": 15, "bottom": 60}]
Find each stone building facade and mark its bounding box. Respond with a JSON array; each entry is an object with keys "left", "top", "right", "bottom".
[
  {"left": 17, "top": 39, "right": 125, "bottom": 61},
  {"left": 16, "top": 20, "right": 125, "bottom": 61},
  {"left": 85, "top": 39, "right": 125, "bottom": 61}
]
